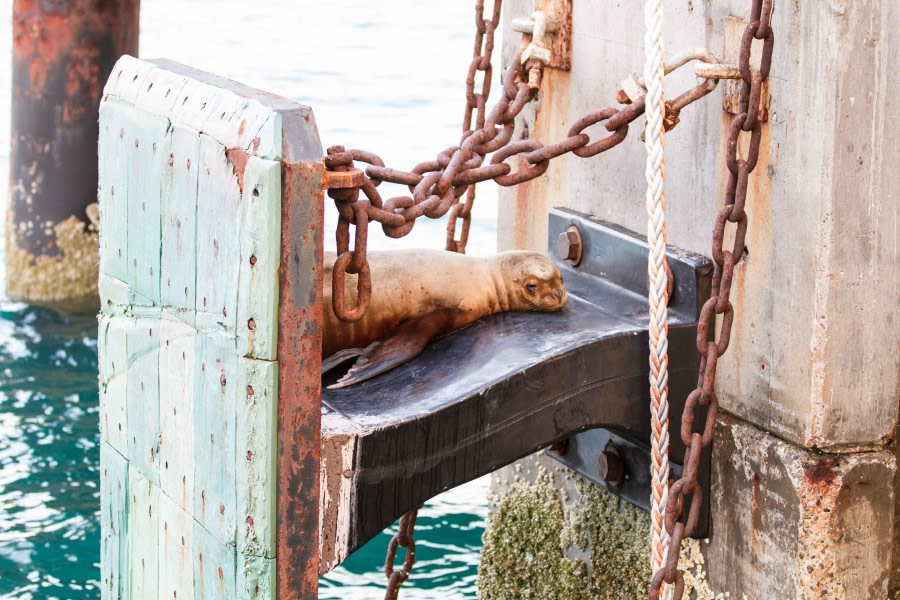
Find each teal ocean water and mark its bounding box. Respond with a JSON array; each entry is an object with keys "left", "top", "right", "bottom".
[{"left": 0, "top": 1, "right": 498, "bottom": 597}]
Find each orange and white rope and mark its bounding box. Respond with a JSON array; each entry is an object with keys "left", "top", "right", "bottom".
[{"left": 644, "top": 0, "right": 671, "bottom": 588}]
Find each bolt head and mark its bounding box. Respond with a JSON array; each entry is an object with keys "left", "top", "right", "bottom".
[
  {"left": 597, "top": 445, "right": 624, "bottom": 487},
  {"left": 557, "top": 227, "right": 582, "bottom": 265}
]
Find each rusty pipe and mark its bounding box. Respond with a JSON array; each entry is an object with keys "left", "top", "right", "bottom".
[{"left": 8, "top": 0, "right": 139, "bottom": 298}]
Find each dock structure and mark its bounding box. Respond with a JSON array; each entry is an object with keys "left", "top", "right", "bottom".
[
  {"left": 485, "top": 0, "right": 899, "bottom": 598},
  {"left": 98, "top": 56, "right": 324, "bottom": 598},
  {"left": 94, "top": 0, "right": 899, "bottom": 597}
]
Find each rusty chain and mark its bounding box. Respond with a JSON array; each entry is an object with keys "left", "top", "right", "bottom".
[
  {"left": 324, "top": 23, "right": 738, "bottom": 324},
  {"left": 448, "top": 0, "right": 504, "bottom": 254},
  {"left": 648, "top": 1, "right": 774, "bottom": 598},
  {"left": 383, "top": 508, "right": 419, "bottom": 600},
  {"left": 325, "top": 61, "right": 656, "bottom": 323}
]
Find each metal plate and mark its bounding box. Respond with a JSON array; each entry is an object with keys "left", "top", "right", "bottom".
[{"left": 319, "top": 207, "right": 712, "bottom": 568}]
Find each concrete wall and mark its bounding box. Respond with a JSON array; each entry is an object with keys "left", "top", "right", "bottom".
[{"left": 484, "top": 0, "right": 899, "bottom": 597}]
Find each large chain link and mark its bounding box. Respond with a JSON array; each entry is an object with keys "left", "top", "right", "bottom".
[
  {"left": 648, "top": 1, "right": 774, "bottom": 598},
  {"left": 383, "top": 508, "right": 419, "bottom": 600}
]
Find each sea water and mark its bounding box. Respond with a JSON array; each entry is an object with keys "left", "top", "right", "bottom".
[{"left": 0, "top": 1, "right": 499, "bottom": 597}]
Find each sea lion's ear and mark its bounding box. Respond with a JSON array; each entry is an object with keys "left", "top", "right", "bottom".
[{"left": 328, "top": 309, "right": 456, "bottom": 389}]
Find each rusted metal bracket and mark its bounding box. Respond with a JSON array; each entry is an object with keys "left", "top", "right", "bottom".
[
  {"left": 511, "top": 0, "right": 573, "bottom": 71},
  {"left": 319, "top": 208, "right": 712, "bottom": 572},
  {"left": 722, "top": 16, "right": 770, "bottom": 120}
]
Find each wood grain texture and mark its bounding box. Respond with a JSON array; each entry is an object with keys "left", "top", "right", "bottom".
[
  {"left": 128, "top": 466, "right": 160, "bottom": 600},
  {"left": 159, "top": 492, "right": 195, "bottom": 600},
  {"left": 237, "top": 156, "right": 281, "bottom": 361},
  {"left": 160, "top": 124, "right": 200, "bottom": 317},
  {"left": 158, "top": 316, "right": 196, "bottom": 511},
  {"left": 193, "top": 331, "right": 238, "bottom": 546},
  {"left": 100, "top": 443, "right": 129, "bottom": 600}
]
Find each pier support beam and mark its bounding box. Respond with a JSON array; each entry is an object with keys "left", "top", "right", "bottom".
[
  {"left": 484, "top": 0, "right": 900, "bottom": 598},
  {"left": 8, "top": 0, "right": 139, "bottom": 301}
]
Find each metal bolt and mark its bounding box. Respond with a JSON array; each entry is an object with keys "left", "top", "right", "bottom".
[
  {"left": 597, "top": 444, "right": 624, "bottom": 487},
  {"left": 548, "top": 439, "right": 569, "bottom": 456},
  {"left": 557, "top": 226, "right": 582, "bottom": 266}
]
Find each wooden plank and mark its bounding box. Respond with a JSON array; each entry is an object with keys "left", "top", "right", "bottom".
[
  {"left": 170, "top": 78, "right": 230, "bottom": 134},
  {"left": 128, "top": 467, "right": 160, "bottom": 600},
  {"left": 236, "top": 156, "right": 281, "bottom": 360},
  {"left": 236, "top": 358, "right": 277, "bottom": 559},
  {"left": 158, "top": 492, "right": 195, "bottom": 599},
  {"left": 99, "top": 316, "right": 129, "bottom": 455},
  {"left": 193, "top": 520, "right": 237, "bottom": 600},
  {"left": 193, "top": 331, "right": 238, "bottom": 546},
  {"left": 160, "top": 123, "right": 201, "bottom": 316},
  {"left": 125, "top": 318, "right": 161, "bottom": 485},
  {"left": 103, "top": 55, "right": 154, "bottom": 103},
  {"left": 100, "top": 442, "right": 129, "bottom": 600},
  {"left": 125, "top": 107, "right": 169, "bottom": 304},
  {"left": 98, "top": 99, "right": 132, "bottom": 283},
  {"left": 130, "top": 65, "right": 189, "bottom": 117},
  {"left": 318, "top": 424, "right": 357, "bottom": 574},
  {"left": 195, "top": 133, "right": 242, "bottom": 336},
  {"left": 199, "top": 92, "right": 273, "bottom": 154},
  {"left": 159, "top": 316, "right": 196, "bottom": 510},
  {"left": 250, "top": 112, "right": 281, "bottom": 161}
]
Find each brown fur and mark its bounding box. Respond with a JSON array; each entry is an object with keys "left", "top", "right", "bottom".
[{"left": 323, "top": 249, "right": 567, "bottom": 358}]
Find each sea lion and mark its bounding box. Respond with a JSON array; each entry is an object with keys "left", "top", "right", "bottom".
[{"left": 323, "top": 248, "right": 568, "bottom": 388}]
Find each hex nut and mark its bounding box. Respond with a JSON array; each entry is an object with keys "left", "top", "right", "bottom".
[{"left": 557, "top": 226, "right": 582, "bottom": 266}]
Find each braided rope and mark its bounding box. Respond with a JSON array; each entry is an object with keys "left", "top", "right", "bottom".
[{"left": 643, "top": 0, "right": 671, "bottom": 588}]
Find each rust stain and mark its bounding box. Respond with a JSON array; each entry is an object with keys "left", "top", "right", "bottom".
[
  {"left": 803, "top": 456, "right": 839, "bottom": 487},
  {"left": 10, "top": 0, "right": 139, "bottom": 259},
  {"left": 545, "top": 0, "right": 573, "bottom": 70},
  {"left": 277, "top": 159, "right": 324, "bottom": 598},
  {"left": 225, "top": 147, "right": 250, "bottom": 194}
]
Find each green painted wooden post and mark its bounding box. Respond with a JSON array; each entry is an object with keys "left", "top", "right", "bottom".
[{"left": 98, "top": 56, "right": 324, "bottom": 599}]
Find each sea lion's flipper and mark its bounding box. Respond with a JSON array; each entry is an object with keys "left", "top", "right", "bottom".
[
  {"left": 322, "top": 348, "right": 365, "bottom": 373},
  {"left": 328, "top": 309, "right": 456, "bottom": 389}
]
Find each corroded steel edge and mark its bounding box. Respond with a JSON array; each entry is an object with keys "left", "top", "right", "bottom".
[{"left": 277, "top": 158, "right": 324, "bottom": 599}]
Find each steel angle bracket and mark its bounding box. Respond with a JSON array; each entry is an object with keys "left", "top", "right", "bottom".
[
  {"left": 545, "top": 208, "right": 712, "bottom": 537},
  {"left": 319, "top": 207, "right": 712, "bottom": 572}
]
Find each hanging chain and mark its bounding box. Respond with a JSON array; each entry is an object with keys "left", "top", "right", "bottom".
[
  {"left": 447, "top": 0, "right": 504, "bottom": 253},
  {"left": 383, "top": 509, "right": 419, "bottom": 600},
  {"left": 648, "top": 1, "right": 774, "bottom": 598}
]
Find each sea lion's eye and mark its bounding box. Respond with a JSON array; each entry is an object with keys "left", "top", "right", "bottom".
[{"left": 526, "top": 283, "right": 538, "bottom": 292}]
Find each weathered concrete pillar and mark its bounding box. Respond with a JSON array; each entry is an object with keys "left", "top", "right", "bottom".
[
  {"left": 8, "top": 0, "right": 139, "bottom": 302},
  {"left": 483, "top": 0, "right": 899, "bottom": 598}
]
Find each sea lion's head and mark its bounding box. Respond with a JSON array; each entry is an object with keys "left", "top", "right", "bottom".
[{"left": 498, "top": 251, "right": 568, "bottom": 312}]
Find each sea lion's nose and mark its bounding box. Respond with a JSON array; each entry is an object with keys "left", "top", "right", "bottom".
[{"left": 554, "top": 288, "right": 564, "bottom": 301}]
